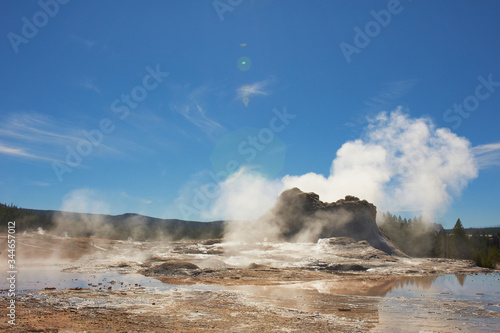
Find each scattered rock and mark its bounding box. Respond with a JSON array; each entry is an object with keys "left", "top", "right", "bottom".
[
  {"left": 201, "top": 239, "right": 222, "bottom": 246},
  {"left": 142, "top": 260, "right": 200, "bottom": 276},
  {"left": 329, "top": 264, "right": 367, "bottom": 272},
  {"left": 322, "top": 237, "right": 357, "bottom": 245},
  {"left": 197, "top": 257, "right": 227, "bottom": 269},
  {"left": 115, "top": 262, "right": 129, "bottom": 268},
  {"left": 148, "top": 255, "right": 169, "bottom": 262}
]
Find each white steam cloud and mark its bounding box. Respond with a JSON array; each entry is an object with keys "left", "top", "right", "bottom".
[
  {"left": 54, "top": 188, "right": 115, "bottom": 237},
  {"left": 205, "top": 109, "right": 479, "bottom": 221},
  {"left": 60, "top": 188, "right": 111, "bottom": 214}
]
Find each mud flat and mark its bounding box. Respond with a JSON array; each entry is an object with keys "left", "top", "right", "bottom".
[{"left": 1, "top": 234, "right": 499, "bottom": 332}]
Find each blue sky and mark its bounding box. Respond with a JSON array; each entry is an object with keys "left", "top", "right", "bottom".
[{"left": 1, "top": 0, "right": 499, "bottom": 229}]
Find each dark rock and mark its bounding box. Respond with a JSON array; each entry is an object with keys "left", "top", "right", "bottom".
[
  {"left": 148, "top": 255, "right": 169, "bottom": 262},
  {"left": 142, "top": 260, "right": 200, "bottom": 276},
  {"left": 115, "top": 262, "right": 129, "bottom": 267},
  {"left": 201, "top": 239, "right": 222, "bottom": 246},
  {"left": 329, "top": 264, "right": 367, "bottom": 271},
  {"left": 322, "top": 237, "right": 356, "bottom": 246}
]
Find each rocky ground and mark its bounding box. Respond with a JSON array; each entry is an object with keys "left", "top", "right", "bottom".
[{"left": 0, "top": 233, "right": 499, "bottom": 332}]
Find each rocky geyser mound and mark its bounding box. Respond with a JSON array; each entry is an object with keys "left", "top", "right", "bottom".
[{"left": 260, "top": 187, "right": 396, "bottom": 254}]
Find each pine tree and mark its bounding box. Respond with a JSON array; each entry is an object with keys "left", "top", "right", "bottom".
[{"left": 451, "top": 218, "right": 472, "bottom": 259}]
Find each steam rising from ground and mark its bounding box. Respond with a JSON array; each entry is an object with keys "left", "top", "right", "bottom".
[
  {"left": 206, "top": 109, "right": 479, "bottom": 224},
  {"left": 224, "top": 207, "right": 354, "bottom": 244},
  {"left": 54, "top": 189, "right": 113, "bottom": 237},
  {"left": 54, "top": 189, "right": 174, "bottom": 240}
]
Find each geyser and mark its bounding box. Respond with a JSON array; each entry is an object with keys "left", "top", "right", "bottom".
[{"left": 227, "top": 187, "right": 397, "bottom": 255}]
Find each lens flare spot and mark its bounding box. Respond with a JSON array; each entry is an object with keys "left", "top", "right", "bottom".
[{"left": 237, "top": 57, "right": 251, "bottom": 71}]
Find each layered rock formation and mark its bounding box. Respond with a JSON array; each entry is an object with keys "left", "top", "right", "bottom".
[{"left": 258, "top": 187, "right": 397, "bottom": 254}]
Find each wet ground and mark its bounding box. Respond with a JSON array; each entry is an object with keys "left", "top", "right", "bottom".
[{"left": 0, "top": 233, "right": 499, "bottom": 332}]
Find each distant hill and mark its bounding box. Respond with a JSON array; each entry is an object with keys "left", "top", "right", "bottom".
[{"left": 0, "top": 202, "right": 224, "bottom": 241}]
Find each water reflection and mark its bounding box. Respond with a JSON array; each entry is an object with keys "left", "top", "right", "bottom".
[
  {"left": 227, "top": 275, "right": 465, "bottom": 300},
  {"left": 456, "top": 273, "right": 466, "bottom": 286},
  {"left": 228, "top": 282, "right": 382, "bottom": 330},
  {"left": 224, "top": 276, "right": 432, "bottom": 329},
  {"left": 0, "top": 264, "right": 177, "bottom": 292},
  {"left": 226, "top": 273, "right": 499, "bottom": 331},
  {"left": 265, "top": 275, "right": 457, "bottom": 298},
  {"left": 389, "top": 275, "right": 437, "bottom": 292}
]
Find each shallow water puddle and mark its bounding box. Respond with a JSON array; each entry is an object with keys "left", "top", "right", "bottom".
[
  {"left": 225, "top": 273, "right": 500, "bottom": 332},
  {"left": 386, "top": 273, "right": 500, "bottom": 300},
  {"left": 2, "top": 265, "right": 498, "bottom": 332},
  {"left": 0, "top": 264, "right": 223, "bottom": 293}
]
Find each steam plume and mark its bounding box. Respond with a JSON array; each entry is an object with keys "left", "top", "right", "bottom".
[{"left": 206, "top": 109, "right": 479, "bottom": 223}]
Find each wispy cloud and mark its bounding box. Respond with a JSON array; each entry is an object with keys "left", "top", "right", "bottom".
[
  {"left": 0, "top": 112, "right": 119, "bottom": 165},
  {"left": 236, "top": 78, "right": 274, "bottom": 100},
  {"left": 0, "top": 143, "right": 61, "bottom": 162},
  {"left": 1, "top": 112, "right": 79, "bottom": 145},
  {"left": 69, "top": 33, "right": 96, "bottom": 48},
  {"left": 171, "top": 85, "right": 225, "bottom": 138},
  {"left": 121, "top": 192, "right": 152, "bottom": 205},
  {"left": 176, "top": 103, "right": 224, "bottom": 134},
  {"left": 30, "top": 181, "right": 51, "bottom": 187},
  {"left": 473, "top": 142, "right": 500, "bottom": 169},
  {"left": 365, "top": 79, "right": 418, "bottom": 110},
  {"left": 81, "top": 78, "right": 101, "bottom": 94}
]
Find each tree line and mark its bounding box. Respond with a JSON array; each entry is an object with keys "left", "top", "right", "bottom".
[
  {"left": 379, "top": 212, "right": 499, "bottom": 268},
  {"left": 0, "top": 202, "right": 54, "bottom": 231}
]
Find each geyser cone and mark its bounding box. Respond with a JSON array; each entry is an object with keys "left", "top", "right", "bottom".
[{"left": 260, "top": 187, "right": 398, "bottom": 254}]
